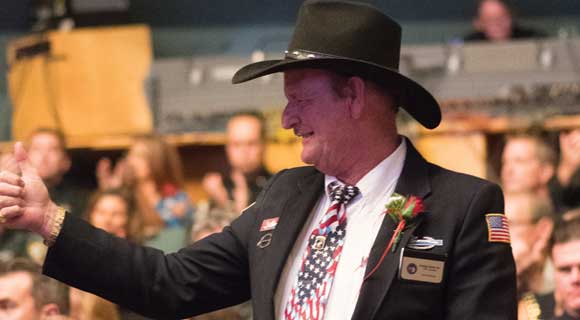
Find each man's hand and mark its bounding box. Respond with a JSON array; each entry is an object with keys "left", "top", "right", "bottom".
[
  {"left": 96, "top": 157, "right": 127, "bottom": 190},
  {"left": 0, "top": 142, "right": 57, "bottom": 239},
  {"left": 558, "top": 129, "right": 580, "bottom": 185},
  {"left": 202, "top": 172, "right": 229, "bottom": 208}
]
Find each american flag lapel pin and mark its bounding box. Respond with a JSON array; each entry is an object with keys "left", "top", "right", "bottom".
[{"left": 260, "top": 217, "right": 279, "bottom": 232}]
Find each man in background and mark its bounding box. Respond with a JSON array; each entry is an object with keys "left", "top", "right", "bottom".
[
  {"left": 464, "top": 0, "right": 546, "bottom": 42},
  {"left": 203, "top": 113, "right": 271, "bottom": 214},
  {"left": 549, "top": 128, "right": 580, "bottom": 213},
  {"left": 26, "top": 128, "right": 89, "bottom": 216},
  {"left": 501, "top": 133, "right": 556, "bottom": 200},
  {"left": 0, "top": 258, "right": 70, "bottom": 320},
  {"left": 551, "top": 211, "right": 580, "bottom": 319},
  {"left": 505, "top": 192, "right": 554, "bottom": 295}
]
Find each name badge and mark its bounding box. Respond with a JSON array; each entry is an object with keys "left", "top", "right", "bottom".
[{"left": 399, "top": 248, "right": 446, "bottom": 284}]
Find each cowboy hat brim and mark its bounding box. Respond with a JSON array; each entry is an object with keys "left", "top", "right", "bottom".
[{"left": 232, "top": 57, "right": 441, "bottom": 129}]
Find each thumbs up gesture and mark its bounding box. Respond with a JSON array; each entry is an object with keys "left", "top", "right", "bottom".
[{"left": 0, "top": 142, "right": 58, "bottom": 239}]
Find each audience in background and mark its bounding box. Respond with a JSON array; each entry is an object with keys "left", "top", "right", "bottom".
[
  {"left": 97, "top": 135, "right": 194, "bottom": 252},
  {"left": 505, "top": 192, "right": 555, "bottom": 296},
  {"left": 84, "top": 189, "right": 142, "bottom": 243},
  {"left": 26, "top": 128, "right": 89, "bottom": 216},
  {"left": 202, "top": 113, "right": 272, "bottom": 215},
  {"left": 464, "top": 0, "right": 546, "bottom": 42},
  {"left": 501, "top": 133, "right": 556, "bottom": 200},
  {"left": 549, "top": 128, "right": 580, "bottom": 214},
  {"left": 0, "top": 258, "right": 70, "bottom": 320},
  {"left": 1, "top": 128, "right": 93, "bottom": 264},
  {"left": 550, "top": 211, "right": 580, "bottom": 320}
]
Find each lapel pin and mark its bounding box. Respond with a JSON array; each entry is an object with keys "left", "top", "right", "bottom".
[
  {"left": 407, "top": 236, "right": 444, "bottom": 250},
  {"left": 260, "top": 217, "right": 279, "bottom": 232},
  {"left": 311, "top": 235, "right": 327, "bottom": 251},
  {"left": 257, "top": 233, "right": 273, "bottom": 248}
]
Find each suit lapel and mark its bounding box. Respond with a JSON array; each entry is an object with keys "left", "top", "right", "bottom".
[
  {"left": 351, "top": 139, "right": 432, "bottom": 320},
  {"left": 254, "top": 169, "right": 324, "bottom": 319}
]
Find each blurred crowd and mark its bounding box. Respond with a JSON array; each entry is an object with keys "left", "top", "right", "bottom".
[
  {"left": 1, "top": 112, "right": 579, "bottom": 319},
  {"left": 0, "top": 112, "right": 268, "bottom": 320}
]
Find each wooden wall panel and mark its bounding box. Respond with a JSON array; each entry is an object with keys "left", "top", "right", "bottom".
[{"left": 7, "top": 25, "right": 153, "bottom": 141}]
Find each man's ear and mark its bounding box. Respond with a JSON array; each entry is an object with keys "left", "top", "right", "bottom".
[
  {"left": 539, "top": 163, "right": 555, "bottom": 185},
  {"left": 345, "top": 76, "right": 366, "bottom": 119},
  {"left": 40, "top": 303, "right": 61, "bottom": 318},
  {"left": 60, "top": 155, "right": 72, "bottom": 176}
]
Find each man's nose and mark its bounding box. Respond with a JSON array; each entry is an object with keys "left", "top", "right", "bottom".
[
  {"left": 282, "top": 103, "right": 299, "bottom": 129},
  {"left": 571, "top": 266, "right": 580, "bottom": 283}
]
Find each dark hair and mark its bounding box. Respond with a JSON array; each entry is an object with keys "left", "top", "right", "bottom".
[
  {"left": 84, "top": 188, "right": 143, "bottom": 242},
  {"left": 0, "top": 258, "right": 70, "bottom": 315},
  {"left": 551, "top": 209, "right": 580, "bottom": 247}
]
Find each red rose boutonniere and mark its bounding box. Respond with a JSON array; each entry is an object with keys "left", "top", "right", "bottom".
[
  {"left": 364, "top": 193, "right": 425, "bottom": 281},
  {"left": 384, "top": 193, "right": 425, "bottom": 253}
]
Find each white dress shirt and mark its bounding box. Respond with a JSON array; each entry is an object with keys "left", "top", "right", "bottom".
[{"left": 275, "top": 139, "right": 407, "bottom": 320}]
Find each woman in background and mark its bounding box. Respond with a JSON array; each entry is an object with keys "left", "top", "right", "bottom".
[{"left": 97, "top": 135, "right": 195, "bottom": 251}]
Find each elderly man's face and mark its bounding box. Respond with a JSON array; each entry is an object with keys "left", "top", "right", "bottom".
[
  {"left": 553, "top": 240, "right": 580, "bottom": 318},
  {"left": 282, "top": 69, "right": 354, "bottom": 175},
  {"left": 501, "top": 138, "right": 551, "bottom": 194},
  {"left": 0, "top": 272, "right": 40, "bottom": 320}
]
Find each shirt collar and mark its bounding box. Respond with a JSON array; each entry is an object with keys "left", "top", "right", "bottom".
[{"left": 325, "top": 138, "right": 407, "bottom": 199}]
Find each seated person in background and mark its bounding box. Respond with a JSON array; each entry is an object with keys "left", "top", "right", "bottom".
[
  {"left": 1, "top": 128, "right": 93, "bottom": 264},
  {"left": 505, "top": 192, "right": 556, "bottom": 319},
  {"left": 97, "top": 135, "right": 194, "bottom": 251},
  {"left": 550, "top": 128, "right": 580, "bottom": 214},
  {"left": 550, "top": 210, "right": 580, "bottom": 320},
  {"left": 464, "top": 0, "right": 546, "bottom": 42},
  {"left": 84, "top": 189, "right": 142, "bottom": 243},
  {"left": 203, "top": 113, "right": 272, "bottom": 214},
  {"left": 0, "top": 257, "right": 70, "bottom": 320},
  {"left": 26, "top": 128, "right": 89, "bottom": 216},
  {"left": 70, "top": 189, "right": 151, "bottom": 320},
  {"left": 502, "top": 132, "right": 556, "bottom": 200}
]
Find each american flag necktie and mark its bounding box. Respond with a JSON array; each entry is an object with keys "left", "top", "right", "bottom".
[{"left": 284, "top": 181, "right": 360, "bottom": 320}]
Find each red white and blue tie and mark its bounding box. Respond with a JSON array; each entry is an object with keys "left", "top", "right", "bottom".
[{"left": 284, "top": 181, "right": 360, "bottom": 320}]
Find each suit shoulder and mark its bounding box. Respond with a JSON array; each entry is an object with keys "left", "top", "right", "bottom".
[
  {"left": 427, "top": 162, "right": 502, "bottom": 195},
  {"left": 271, "top": 166, "right": 319, "bottom": 181}
]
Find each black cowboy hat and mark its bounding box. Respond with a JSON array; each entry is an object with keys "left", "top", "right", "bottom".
[{"left": 232, "top": 0, "right": 441, "bottom": 129}]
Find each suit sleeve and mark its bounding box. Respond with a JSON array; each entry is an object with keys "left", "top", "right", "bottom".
[
  {"left": 43, "top": 172, "right": 283, "bottom": 319},
  {"left": 445, "top": 182, "right": 517, "bottom": 320}
]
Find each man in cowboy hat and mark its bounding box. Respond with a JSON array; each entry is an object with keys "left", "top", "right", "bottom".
[{"left": 0, "top": 1, "right": 516, "bottom": 319}]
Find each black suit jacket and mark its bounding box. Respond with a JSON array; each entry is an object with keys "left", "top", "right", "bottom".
[{"left": 43, "top": 141, "right": 517, "bottom": 319}]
